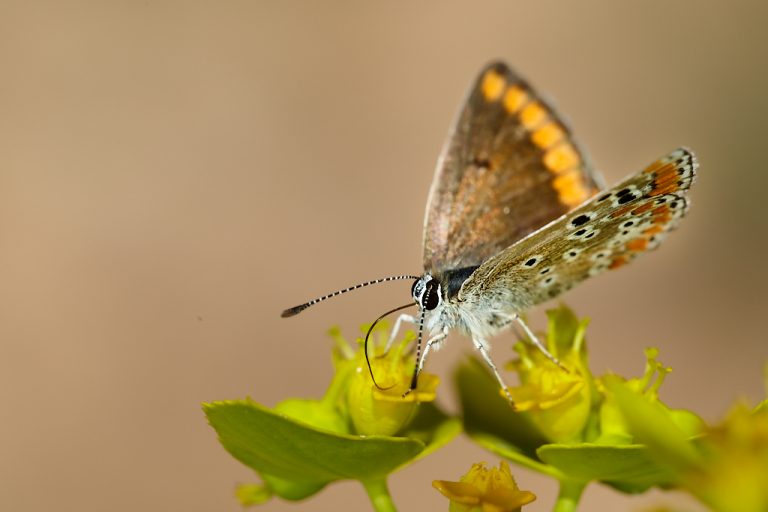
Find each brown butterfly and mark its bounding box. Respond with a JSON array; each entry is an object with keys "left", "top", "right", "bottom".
[{"left": 282, "top": 62, "right": 697, "bottom": 403}]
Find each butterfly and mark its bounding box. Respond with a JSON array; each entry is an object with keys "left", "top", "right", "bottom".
[{"left": 282, "top": 61, "right": 697, "bottom": 403}]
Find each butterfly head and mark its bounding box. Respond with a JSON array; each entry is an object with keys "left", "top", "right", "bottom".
[{"left": 411, "top": 274, "right": 442, "bottom": 311}]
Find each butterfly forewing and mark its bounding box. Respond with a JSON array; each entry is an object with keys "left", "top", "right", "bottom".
[
  {"left": 422, "top": 62, "right": 604, "bottom": 274},
  {"left": 458, "top": 148, "right": 697, "bottom": 308}
]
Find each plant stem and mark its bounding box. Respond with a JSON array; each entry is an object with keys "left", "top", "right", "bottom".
[
  {"left": 552, "top": 479, "right": 586, "bottom": 512},
  {"left": 362, "top": 478, "right": 397, "bottom": 512}
]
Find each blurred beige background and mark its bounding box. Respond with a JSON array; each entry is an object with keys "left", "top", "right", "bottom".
[{"left": 2, "top": 2, "right": 767, "bottom": 511}]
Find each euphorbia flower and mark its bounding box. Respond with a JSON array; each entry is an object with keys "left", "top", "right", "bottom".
[
  {"left": 685, "top": 402, "right": 768, "bottom": 512},
  {"left": 507, "top": 307, "right": 592, "bottom": 442},
  {"left": 345, "top": 322, "right": 440, "bottom": 436},
  {"left": 433, "top": 461, "right": 536, "bottom": 512}
]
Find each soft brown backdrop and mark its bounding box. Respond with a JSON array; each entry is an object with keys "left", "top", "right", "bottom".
[{"left": 2, "top": 2, "right": 767, "bottom": 511}]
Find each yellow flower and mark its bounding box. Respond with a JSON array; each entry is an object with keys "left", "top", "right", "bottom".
[
  {"left": 344, "top": 323, "right": 439, "bottom": 436},
  {"left": 683, "top": 402, "right": 768, "bottom": 512},
  {"left": 433, "top": 461, "right": 536, "bottom": 512},
  {"left": 506, "top": 307, "right": 592, "bottom": 442}
]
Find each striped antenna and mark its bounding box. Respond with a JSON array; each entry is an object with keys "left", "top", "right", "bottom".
[
  {"left": 404, "top": 307, "right": 426, "bottom": 397},
  {"left": 281, "top": 274, "right": 421, "bottom": 318}
]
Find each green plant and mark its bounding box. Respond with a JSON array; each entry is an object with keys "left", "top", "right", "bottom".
[
  {"left": 204, "top": 306, "right": 768, "bottom": 511},
  {"left": 204, "top": 323, "right": 460, "bottom": 511}
]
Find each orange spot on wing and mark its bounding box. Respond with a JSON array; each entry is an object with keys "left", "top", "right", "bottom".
[
  {"left": 532, "top": 122, "right": 566, "bottom": 149},
  {"left": 643, "top": 159, "right": 665, "bottom": 174},
  {"left": 560, "top": 185, "right": 590, "bottom": 207},
  {"left": 609, "top": 256, "right": 628, "bottom": 270},
  {"left": 643, "top": 225, "right": 664, "bottom": 235},
  {"left": 554, "top": 171, "right": 590, "bottom": 207},
  {"left": 481, "top": 70, "right": 506, "bottom": 101},
  {"left": 649, "top": 182, "right": 680, "bottom": 196},
  {"left": 632, "top": 202, "right": 655, "bottom": 215},
  {"left": 654, "top": 162, "right": 676, "bottom": 175},
  {"left": 610, "top": 205, "right": 634, "bottom": 218},
  {"left": 656, "top": 168, "right": 679, "bottom": 186},
  {"left": 553, "top": 170, "right": 580, "bottom": 189},
  {"left": 626, "top": 238, "right": 649, "bottom": 251},
  {"left": 520, "top": 101, "right": 548, "bottom": 129},
  {"left": 652, "top": 205, "right": 671, "bottom": 216},
  {"left": 503, "top": 85, "right": 528, "bottom": 113},
  {"left": 544, "top": 143, "right": 580, "bottom": 174}
]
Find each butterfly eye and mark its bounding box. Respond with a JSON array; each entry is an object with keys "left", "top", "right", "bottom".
[{"left": 421, "top": 279, "right": 441, "bottom": 311}]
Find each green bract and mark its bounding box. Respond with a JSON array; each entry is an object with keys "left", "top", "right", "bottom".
[{"left": 203, "top": 323, "right": 460, "bottom": 510}]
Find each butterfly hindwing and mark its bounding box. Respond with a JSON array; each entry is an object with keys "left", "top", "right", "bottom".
[
  {"left": 457, "top": 148, "right": 697, "bottom": 309},
  {"left": 422, "top": 62, "right": 604, "bottom": 274}
]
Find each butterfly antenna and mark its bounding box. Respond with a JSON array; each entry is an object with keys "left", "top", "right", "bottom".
[
  {"left": 281, "top": 274, "right": 420, "bottom": 317},
  {"left": 404, "top": 308, "right": 426, "bottom": 397},
  {"left": 364, "top": 302, "right": 416, "bottom": 390}
]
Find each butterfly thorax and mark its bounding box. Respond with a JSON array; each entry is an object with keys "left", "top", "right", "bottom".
[{"left": 414, "top": 269, "right": 523, "bottom": 340}]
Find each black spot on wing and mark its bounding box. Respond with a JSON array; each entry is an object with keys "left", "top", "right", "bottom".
[
  {"left": 617, "top": 193, "right": 637, "bottom": 205},
  {"left": 571, "top": 214, "right": 590, "bottom": 227}
]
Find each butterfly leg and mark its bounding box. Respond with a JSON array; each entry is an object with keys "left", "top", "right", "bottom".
[
  {"left": 513, "top": 314, "right": 568, "bottom": 371},
  {"left": 402, "top": 327, "right": 448, "bottom": 398},
  {"left": 510, "top": 322, "right": 527, "bottom": 343},
  {"left": 490, "top": 313, "right": 528, "bottom": 345},
  {"left": 381, "top": 314, "right": 417, "bottom": 356},
  {"left": 472, "top": 337, "right": 515, "bottom": 405}
]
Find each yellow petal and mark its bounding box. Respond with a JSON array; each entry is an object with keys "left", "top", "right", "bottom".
[{"left": 432, "top": 480, "right": 482, "bottom": 505}]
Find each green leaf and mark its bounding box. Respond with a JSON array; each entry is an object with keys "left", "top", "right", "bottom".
[
  {"left": 603, "top": 377, "right": 703, "bottom": 474},
  {"left": 273, "top": 397, "right": 350, "bottom": 434},
  {"left": 203, "top": 399, "right": 424, "bottom": 483},
  {"left": 537, "top": 443, "right": 677, "bottom": 492},
  {"left": 470, "top": 431, "right": 564, "bottom": 478},
  {"left": 399, "top": 401, "right": 462, "bottom": 463},
  {"left": 455, "top": 357, "right": 548, "bottom": 459}
]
